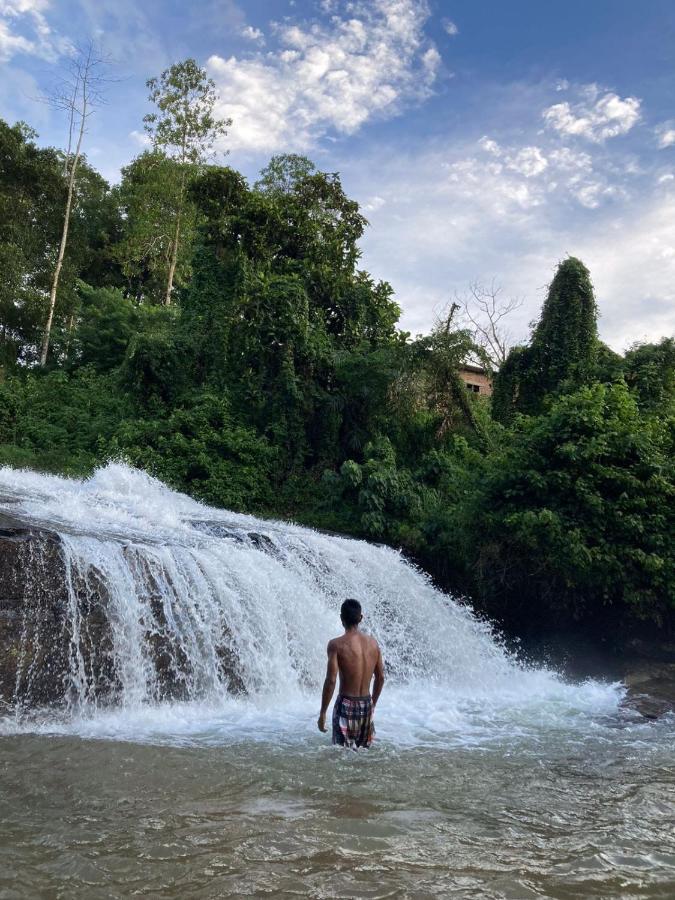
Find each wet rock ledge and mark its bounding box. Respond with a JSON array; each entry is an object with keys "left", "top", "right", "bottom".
[
  {"left": 623, "top": 662, "right": 675, "bottom": 719},
  {"left": 0, "top": 518, "right": 70, "bottom": 709},
  {"left": 1, "top": 519, "right": 673, "bottom": 718}
]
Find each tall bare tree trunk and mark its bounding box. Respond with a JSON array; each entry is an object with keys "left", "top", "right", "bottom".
[
  {"left": 40, "top": 115, "right": 85, "bottom": 367},
  {"left": 163, "top": 207, "right": 182, "bottom": 307},
  {"left": 163, "top": 144, "right": 188, "bottom": 307},
  {"left": 39, "top": 42, "right": 104, "bottom": 368}
]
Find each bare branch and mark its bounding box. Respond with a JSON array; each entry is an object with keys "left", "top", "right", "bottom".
[
  {"left": 455, "top": 279, "right": 524, "bottom": 370},
  {"left": 39, "top": 40, "right": 111, "bottom": 367}
]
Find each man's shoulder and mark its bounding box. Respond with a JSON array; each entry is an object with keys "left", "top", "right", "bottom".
[{"left": 358, "top": 633, "right": 380, "bottom": 653}]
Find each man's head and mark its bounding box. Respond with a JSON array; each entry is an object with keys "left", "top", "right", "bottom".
[{"left": 340, "top": 598, "right": 363, "bottom": 629}]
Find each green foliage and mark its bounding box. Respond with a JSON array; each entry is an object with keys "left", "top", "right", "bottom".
[
  {"left": 490, "top": 344, "right": 526, "bottom": 425},
  {"left": 183, "top": 161, "right": 406, "bottom": 471},
  {"left": 120, "top": 306, "right": 185, "bottom": 405},
  {"left": 0, "top": 120, "right": 65, "bottom": 364},
  {"left": 0, "top": 369, "right": 131, "bottom": 474},
  {"left": 114, "top": 151, "right": 197, "bottom": 303},
  {"left": 72, "top": 283, "right": 139, "bottom": 370},
  {"left": 622, "top": 337, "right": 675, "bottom": 414},
  {"left": 143, "top": 59, "right": 231, "bottom": 306},
  {"left": 144, "top": 59, "right": 230, "bottom": 165},
  {"left": 106, "top": 393, "right": 278, "bottom": 511},
  {"left": 327, "top": 437, "right": 435, "bottom": 548},
  {"left": 0, "top": 105, "right": 672, "bottom": 639},
  {"left": 494, "top": 257, "right": 599, "bottom": 420},
  {"left": 447, "top": 383, "right": 674, "bottom": 627}
]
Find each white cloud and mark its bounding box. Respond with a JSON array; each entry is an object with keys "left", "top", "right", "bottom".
[
  {"left": 364, "top": 194, "right": 385, "bottom": 212},
  {"left": 571, "top": 181, "right": 615, "bottom": 210},
  {"left": 351, "top": 142, "right": 675, "bottom": 348},
  {"left": 241, "top": 24, "right": 264, "bottom": 44},
  {"left": 656, "top": 122, "right": 675, "bottom": 149},
  {"left": 507, "top": 146, "right": 548, "bottom": 177},
  {"left": 442, "top": 18, "right": 458, "bottom": 36},
  {"left": 543, "top": 88, "right": 641, "bottom": 143},
  {"left": 129, "top": 129, "right": 151, "bottom": 148},
  {"left": 0, "top": 19, "right": 32, "bottom": 59},
  {"left": 341, "top": 80, "right": 673, "bottom": 349},
  {"left": 0, "top": 0, "right": 69, "bottom": 61},
  {"left": 478, "top": 135, "right": 501, "bottom": 156},
  {"left": 472, "top": 134, "right": 617, "bottom": 211},
  {"left": 548, "top": 146, "right": 593, "bottom": 172},
  {"left": 208, "top": 0, "right": 440, "bottom": 153}
]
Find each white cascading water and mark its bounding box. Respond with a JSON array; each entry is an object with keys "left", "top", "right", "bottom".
[{"left": 0, "top": 463, "right": 622, "bottom": 745}]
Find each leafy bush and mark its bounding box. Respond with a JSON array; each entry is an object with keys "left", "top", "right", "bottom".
[
  {"left": 105, "top": 393, "right": 278, "bottom": 512},
  {"left": 442, "top": 383, "right": 674, "bottom": 629}
]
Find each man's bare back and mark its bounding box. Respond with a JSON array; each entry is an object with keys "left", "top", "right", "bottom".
[
  {"left": 318, "top": 599, "right": 385, "bottom": 748},
  {"left": 329, "top": 630, "right": 381, "bottom": 697}
]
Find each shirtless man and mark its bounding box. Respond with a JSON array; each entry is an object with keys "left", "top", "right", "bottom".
[{"left": 317, "top": 598, "right": 385, "bottom": 749}]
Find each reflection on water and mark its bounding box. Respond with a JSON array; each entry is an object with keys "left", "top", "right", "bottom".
[{"left": 1, "top": 701, "right": 673, "bottom": 899}]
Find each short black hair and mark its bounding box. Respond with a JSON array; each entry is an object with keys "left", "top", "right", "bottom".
[{"left": 341, "top": 598, "right": 362, "bottom": 627}]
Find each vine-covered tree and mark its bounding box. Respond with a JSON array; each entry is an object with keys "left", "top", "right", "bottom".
[
  {"left": 622, "top": 337, "right": 675, "bottom": 414},
  {"left": 493, "top": 256, "right": 599, "bottom": 420}
]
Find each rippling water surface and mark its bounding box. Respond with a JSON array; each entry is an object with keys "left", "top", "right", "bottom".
[
  {"left": 0, "top": 464, "right": 673, "bottom": 898},
  {"left": 1, "top": 694, "right": 674, "bottom": 899}
]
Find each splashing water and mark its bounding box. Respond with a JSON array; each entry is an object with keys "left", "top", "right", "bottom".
[
  {"left": 0, "top": 463, "right": 623, "bottom": 746},
  {"left": 2, "top": 464, "right": 673, "bottom": 898}
]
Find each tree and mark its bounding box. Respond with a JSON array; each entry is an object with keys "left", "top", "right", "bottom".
[
  {"left": 529, "top": 256, "right": 598, "bottom": 391},
  {"left": 70, "top": 283, "right": 139, "bottom": 371},
  {"left": 183, "top": 162, "right": 401, "bottom": 467},
  {"left": 256, "top": 154, "right": 367, "bottom": 281},
  {"left": 456, "top": 279, "right": 524, "bottom": 370},
  {"left": 493, "top": 257, "right": 599, "bottom": 420},
  {"left": 143, "top": 58, "right": 230, "bottom": 306},
  {"left": 0, "top": 120, "right": 64, "bottom": 366},
  {"left": 114, "top": 151, "right": 197, "bottom": 304},
  {"left": 452, "top": 383, "right": 675, "bottom": 629},
  {"left": 254, "top": 153, "right": 316, "bottom": 195},
  {"left": 623, "top": 337, "right": 675, "bottom": 414},
  {"left": 40, "top": 42, "right": 108, "bottom": 367}
]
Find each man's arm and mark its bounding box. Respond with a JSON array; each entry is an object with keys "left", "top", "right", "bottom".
[
  {"left": 372, "top": 645, "right": 385, "bottom": 708},
  {"left": 318, "top": 640, "right": 338, "bottom": 733}
]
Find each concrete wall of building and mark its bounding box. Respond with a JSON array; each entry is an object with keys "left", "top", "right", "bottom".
[{"left": 458, "top": 366, "right": 493, "bottom": 397}]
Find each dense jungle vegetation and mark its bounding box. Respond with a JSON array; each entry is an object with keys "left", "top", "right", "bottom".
[{"left": 0, "top": 60, "right": 673, "bottom": 643}]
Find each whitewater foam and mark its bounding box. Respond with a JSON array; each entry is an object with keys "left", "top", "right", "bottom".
[{"left": 0, "top": 463, "right": 625, "bottom": 746}]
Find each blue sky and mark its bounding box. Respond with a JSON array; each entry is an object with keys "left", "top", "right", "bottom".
[{"left": 1, "top": 0, "right": 674, "bottom": 349}]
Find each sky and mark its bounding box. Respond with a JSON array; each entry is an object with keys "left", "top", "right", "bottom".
[{"left": 1, "top": 0, "right": 674, "bottom": 350}]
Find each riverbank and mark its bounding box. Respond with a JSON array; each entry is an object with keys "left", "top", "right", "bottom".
[{"left": 509, "top": 632, "right": 675, "bottom": 719}]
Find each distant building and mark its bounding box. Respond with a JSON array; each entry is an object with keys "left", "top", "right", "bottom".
[{"left": 458, "top": 364, "right": 492, "bottom": 397}]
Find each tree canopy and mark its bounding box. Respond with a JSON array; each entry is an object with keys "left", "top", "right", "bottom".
[{"left": 0, "top": 97, "right": 672, "bottom": 646}]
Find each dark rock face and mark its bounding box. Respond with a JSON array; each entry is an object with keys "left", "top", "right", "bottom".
[
  {"left": 623, "top": 663, "right": 675, "bottom": 719},
  {"left": 0, "top": 528, "right": 70, "bottom": 710},
  {"left": 0, "top": 526, "right": 246, "bottom": 713}
]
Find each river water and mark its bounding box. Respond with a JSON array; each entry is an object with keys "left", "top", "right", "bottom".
[{"left": 0, "top": 464, "right": 673, "bottom": 898}]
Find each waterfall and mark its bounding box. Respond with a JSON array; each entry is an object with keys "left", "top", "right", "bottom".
[{"left": 0, "top": 463, "right": 622, "bottom": 742}]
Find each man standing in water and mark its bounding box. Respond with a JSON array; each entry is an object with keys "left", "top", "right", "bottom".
[{"left": 317, "top": 599, "right": 385, "bottom": 749}]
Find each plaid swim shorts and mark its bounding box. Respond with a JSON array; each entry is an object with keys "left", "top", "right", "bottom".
[{"left": 332, "top": 694, "right": 375, "bottom": 749}]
